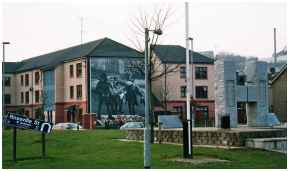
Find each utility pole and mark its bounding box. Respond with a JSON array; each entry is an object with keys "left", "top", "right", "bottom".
[
  {"left": 273, "top": 28, "right": 277, "bottom": 65},
  {"left": 2, "top": 42, "right": 10, "bottom": 116},
  {"left": 185, "top": 2, "right": 192, "bottom": 158},
  {"left": 188, "top": 37, "right": 194, "bottom": 128}
]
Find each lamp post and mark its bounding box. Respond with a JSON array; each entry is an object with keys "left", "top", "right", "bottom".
[
  {"left": 185, "top": 2, "right": 192, "bottom": 158},
  {"left": 144, "top": 27, "right": 162, "bottom": 169},
  {"left": 2, "top": 41, "right": 10, "bottom": 116},
  {"left": 188, "top": 37, "right": 194, "bottom": 128}
]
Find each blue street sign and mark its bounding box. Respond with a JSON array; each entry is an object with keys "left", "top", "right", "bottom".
[{"left": 4, "top": 113, "right": 53, "bottom": 134}]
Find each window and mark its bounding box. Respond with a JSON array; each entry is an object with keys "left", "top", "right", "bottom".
[
  {"left": 236, "top": 72, "right": 246, "bottom": 86},
  {"left": 4, "top": 76, "right": 11, "bottom": 87},
  {"left": 195, "top": 86, "right": 208, "bottom": 99},
  {"left": 35, "top": 72, "right": 40, "bottom": 85},
  {"left": 180, "top": 86, "right": 186, "bottom": 98},
  {"left": 195, "top": 67, "right": 207, "bottom": 79},
  {"left": 180, "top": 66, "right": 186, "bottom": 79},
  {"left": 25, "top": 91, "right": 29, "bottom": 104},
  {"left": 76, "top": 84, "right": 82, "bottom": 99},
  {"left": 4, "top": 94, "right": 11, "bottom": 104},
  {"left": 76, "top": 63, "right": 82, "bottom": 77},
  {"left": 21, "top": 75, "right": 24, "bottom": 86},
  {"left": 35, "top": 90, "right": 40, "bottom": 103},
  {"left": 70, "top": 86, "right": 74, "bottom": 99},
  {"left": 21, "top": 92, "right": 24, "bottom": 104},
  {"left": 69, "top": 65, "right": 74, "bottom": 77},
  {"left": 25, "top": 74, "right": 29, "bottom": 86}
]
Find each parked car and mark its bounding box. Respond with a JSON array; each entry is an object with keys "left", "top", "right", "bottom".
[
  {"left": 120, "top": 122, "right": 144, "bottom": 130},
  {"left": 53, "top": 122, "right": 83, "bottom": 130}
]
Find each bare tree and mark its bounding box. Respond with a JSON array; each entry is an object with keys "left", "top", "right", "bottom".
[
  {"left": 127, "top": 4, "right": 180, "bottom": 82},
  {"left": 127, "top": 4, "right": 180, "bottom": 143}
]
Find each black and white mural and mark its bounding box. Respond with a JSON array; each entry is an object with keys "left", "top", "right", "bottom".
[{"left": 90, "top": 57, "right": 145, "bottom": 119}]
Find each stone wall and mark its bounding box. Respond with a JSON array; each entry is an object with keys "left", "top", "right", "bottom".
[{"left": 126, "top": 128, "right": 286, "bottom": 147}]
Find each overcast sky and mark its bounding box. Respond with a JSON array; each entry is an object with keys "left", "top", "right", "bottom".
[{"left": 1, "top": 0, "right": 287, "bottom": 62}]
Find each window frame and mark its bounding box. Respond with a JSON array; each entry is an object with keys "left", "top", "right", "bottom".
[
  {"left": 25, "top": 91, "right": 29, "bottom": 104},
  {"left": 76, "top": 84, "right": 82, "bottom": 99},
  {"left": 35, "top": 72, "right": 40, "bottom": 85},
  {"left": 69, "top": 65, "right": 74, "bottom": 78},
  {"left": 180, "top": 66, "right": 186, "bottom": 79},
  {"left": 20, "top": 75, "right": 24, "bottom": 86},
  {"left": 70, "top": 86, "right": 74, "bottom": 99},
  {"left": 35, "top": 90, "right": 40, "bottom": 103},
  {"left": 180, "top": 86, "right": 186, "bottom": 98},
  {"left": 195, "top": 86, "right": 208, "bottom": 99},
  {"left": 195, "top": 66, "right": 208, "bottom": 80},
  {"left": 4, "top": 94, "right": 11, "bottom": 104},
  {"left": 76, "top": 63, "right": 82, "bottom": 78},
  {"left": 4, "top": 76, "right": 11, "bottom": 87},
  {"left": 25, "top": 74, "right": 29, "bottom": 87}
]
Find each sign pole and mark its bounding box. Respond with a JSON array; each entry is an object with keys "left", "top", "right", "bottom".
[
  {"left": 12, "top": 127, "right": 16, "bottom": 163},
  {"left": 42, "top": 132, "right": 46, "bottom": 158}
]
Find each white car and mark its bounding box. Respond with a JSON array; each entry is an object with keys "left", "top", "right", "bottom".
[
  {"left": 53, "top": 122, "right": 83, "bottom": 130},
  {"left": 120, "top": 122, "right": 144, "bottom": 130}
]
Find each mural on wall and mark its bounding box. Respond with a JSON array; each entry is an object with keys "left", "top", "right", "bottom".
[{"left": 90, "top": 57, "right": 145, "bottom": 119}]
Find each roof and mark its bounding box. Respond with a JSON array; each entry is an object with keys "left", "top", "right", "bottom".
[
  {"left": 4, "top": 37, "right": 143, "bottom": 73},
  {"left": 270, "top": 64, "right": 287, "bottom": 84},
  {"left": 153, "top": 45, "right": 214, "bottom": 64},
  {"left": 3, "top": 62, "right": 21, "bottom": 74}
]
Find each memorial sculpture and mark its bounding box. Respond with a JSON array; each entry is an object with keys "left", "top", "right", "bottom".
[{"left": 214, "top": 56, "right": 278, "bottom": 128}]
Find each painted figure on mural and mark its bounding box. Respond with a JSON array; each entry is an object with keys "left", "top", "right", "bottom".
[
  {"left": 95, "top": 73, "right": 113, "bottom": 119},
  {"left": 124, "top": 80, "right": 142, "bottom": 115}
]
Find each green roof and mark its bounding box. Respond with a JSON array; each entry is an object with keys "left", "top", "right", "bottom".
[
  {"left": 153, "top": 45, "right": 214, "bottom": 64},
  {"left": 4, "top": 37, "right": 143, "bottom": 73},
  {"left": 3, "top": 62, "right": 21, "bottom": 74}
]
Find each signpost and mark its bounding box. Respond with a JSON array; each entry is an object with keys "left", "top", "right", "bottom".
[{"left": 3, "top": 113, "right": 53, "bottom": 162}]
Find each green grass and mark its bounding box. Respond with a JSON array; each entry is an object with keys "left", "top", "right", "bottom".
[{"left": 2, "top": 129, "right": 287, "bottom": 169}]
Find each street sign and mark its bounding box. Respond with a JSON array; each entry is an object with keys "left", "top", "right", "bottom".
[{"left": 4, "top": 113, "right": 53, "bottom": 134}]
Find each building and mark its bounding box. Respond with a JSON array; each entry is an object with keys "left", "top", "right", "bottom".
[
  {"left": 151, "top": 45, "right": 215, "bottom": 125},
  {"left": 269, "top": 64, "right": 287, "bottom": 122},
  {"left": 3, "top": 37, "right": 144, "bottom": 124}
]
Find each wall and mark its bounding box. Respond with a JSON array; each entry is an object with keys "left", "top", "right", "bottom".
[
  {"left": 126, "top": 128, "right": 286, "bottom": 146},
  {"left": 3, "top": 74, "right": 17, "bottom": 106},
  {"left": 271, "top": 69, "right": 287, "bottom": 122},
  {"left": 5, "top": 69, "right": 43, "bottom": 118}
]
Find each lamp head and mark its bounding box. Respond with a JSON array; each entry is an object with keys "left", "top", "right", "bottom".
[
  {"left": 153, "top": 29, "right": 163, "bottom": 35},
  {"left": 2, "top": 42, "right": 10, "bottom": 45}
]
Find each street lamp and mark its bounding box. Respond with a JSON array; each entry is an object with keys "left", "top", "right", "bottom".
[
  {"left": 144, "top": 27, "right": 162, "bottom": 169},
  {"left": 2, "top": 41, "right": 10, "bottom": 116},
  {"left": 188, "top": 37, "right": 194, "bottom": 128}
]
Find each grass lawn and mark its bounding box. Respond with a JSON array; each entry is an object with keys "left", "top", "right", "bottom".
[{"left": 2, "top": 129, "right": 287, "bottom": 169}]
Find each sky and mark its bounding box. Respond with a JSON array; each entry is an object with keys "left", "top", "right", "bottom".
[{"left": 1, "top": 0, "right": 287, "bottom": 62}]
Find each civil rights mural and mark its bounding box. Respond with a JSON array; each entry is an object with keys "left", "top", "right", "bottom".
[{"left": 90, "top": 57, "right": 145, "bottom": 119}]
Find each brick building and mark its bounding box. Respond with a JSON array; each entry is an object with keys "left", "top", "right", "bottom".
[
  {"left": 151, "top": 45, "right": 215, "bottom": 125},
  {"left": 3, "top": 37, "right": 143, "bottom": 124}
]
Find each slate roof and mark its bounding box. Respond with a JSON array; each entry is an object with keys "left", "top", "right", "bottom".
[
  {"left": 3, "top": 62, "right": 21, "bottom": 74},
  {"left": 153, "top": 45, "right": 214, "bottom": 64},
  {"left": 4, "top": 37, "right": 143, "bottom": 73},
  {"left": 270, "top": 64, "right": 287, "bottom": 84}
]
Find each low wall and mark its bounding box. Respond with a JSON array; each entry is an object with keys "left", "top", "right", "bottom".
[{"left": 126, "top": 127, "right": 286, "bottom": 147}]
